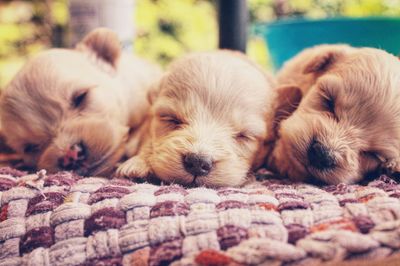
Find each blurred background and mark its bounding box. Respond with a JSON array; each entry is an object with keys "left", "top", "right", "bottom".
[{"left": 1, "top": 0, "right": 400, "bottom": 89}]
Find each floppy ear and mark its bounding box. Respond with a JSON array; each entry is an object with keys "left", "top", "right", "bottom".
[
  {"left": 76, "top": 28, "right": 121, "bottom": 67},
  {"left": 253, "top": 85, "right": 302, "bottom": 170},
  {"left": 147, "top": 83, "right": 160, "bottom": 105},
  {"left": 271, "top": 85, "right": 303, "bottom": 134},
  {"left": 252, "top": 141, "right": 270, "bottom": 170},
  {"left": 146, "top": 74, "right": 168, "bottom": 105},
  {"left": 303, "top": 49, "right": 343, "bottom": 74}
]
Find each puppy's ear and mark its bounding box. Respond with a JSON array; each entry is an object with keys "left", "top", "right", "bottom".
[
  {"left": 147, "top": 84, "right": 159, "bottom": 105},
  {"left": 303, "top": 49, "right": 343, "bottom": 74},
  {"left": 272, "top": 85, "right": 302, "bottom": 133},
  {"left": 261, "top": 85, "right": 302, "bottom": 166},
  {"left": 147, "top": 76, "right": 166, "bottom": 104},
  {"left": 76, "top": 28, "right": 121, "bottom": 67},
  {"left": 252, "top": 142, "right": 270, "bottom": 170}
]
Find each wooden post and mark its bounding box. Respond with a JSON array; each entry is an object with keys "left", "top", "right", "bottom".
[
  {"left": 218, "top": 0, "right": 248, "bottom": 52},
  {"left": 68, "top": 0, "right": 134, "bottom": 50}
]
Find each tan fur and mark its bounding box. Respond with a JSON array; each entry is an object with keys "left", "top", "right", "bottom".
[
  {"left": 117, "top": 51, "right": 275, "bottom": 187},
  {"left": 267, "top": 44, "right": 400, "bottom": 184},
  {"left": 0, "top": 28, "right": 162, "bottom": 176}
]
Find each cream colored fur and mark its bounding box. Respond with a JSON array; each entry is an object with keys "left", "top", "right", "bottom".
[
  {"left": 0, "top": 28, "right": 162, "bottom": 176},
  {"left": 267, "top": 44, "right": 400, "bottom": 184},
  {"left": 117, "top": 51, "right": 275, "bottom": 187}
]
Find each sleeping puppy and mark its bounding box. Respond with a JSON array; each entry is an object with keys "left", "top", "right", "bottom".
[
  {"left": 266, "top": 44, "right": 400, "bottom": 184},
  {"left": 0, "top": 28, "right": 161, "bottom": 176},
  {"left": 116, "top": 51, "right": 275, "bottom": 187}
]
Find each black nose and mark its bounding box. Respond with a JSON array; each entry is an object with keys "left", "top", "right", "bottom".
[
  {"left": 307, "top": 140, "right": 336, "bottom": 170},
  {"left": 182, "top": 153, "right": 213, "bottom": 176},
  {"left": 58, "top": 142, "right": 87, "bottom": 170}
]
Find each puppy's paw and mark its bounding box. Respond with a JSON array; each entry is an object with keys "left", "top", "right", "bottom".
[
  {"left": 116, "top": 156, "right": 150, "bottom": 180},
  {"left": 382, "top": 158, "right": 400, "bottom": 174}
]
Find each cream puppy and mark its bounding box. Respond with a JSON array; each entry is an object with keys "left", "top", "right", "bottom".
[
  {"left": 0, "top": 28, "right": 161, "bottom": 176},
  {"left": 267, "top": 44, "right": 400, "bottom": 184},
  {"left": 117, "top": 51, "right": 274, "bottom": 187}
]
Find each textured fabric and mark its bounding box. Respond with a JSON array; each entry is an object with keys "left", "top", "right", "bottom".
[{"left": 0, "top": 167, "right": 400, "bottom": 266}]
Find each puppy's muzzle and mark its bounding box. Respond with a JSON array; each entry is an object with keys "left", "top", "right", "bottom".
[
  {"left": 182, "top": 153, "right": 213, "bottom": 177},
  {"left": 307, "top": 140, "right": 336, "bottom": 170},
  {"left": 58, "top": 142, "right": 87, "bottom": 171}
]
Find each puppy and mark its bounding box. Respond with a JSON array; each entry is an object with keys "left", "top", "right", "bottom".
[
  {"left": 266, "top": 44, "right": 400, "bottom": 184},
  {"left": 116, "top": 51, "right": 275, "bottom": 187},
  {"left": 0, "top": 28, "right": 161, "bottom": 176}
]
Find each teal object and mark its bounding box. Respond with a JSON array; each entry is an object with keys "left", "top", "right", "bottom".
[{"left": 254, "top": 17, "right": 400, "bottom": 70}]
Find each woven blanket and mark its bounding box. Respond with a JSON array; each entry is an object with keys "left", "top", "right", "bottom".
[{"left": 0, "top": 167, "right": 400, "bottom": 266}]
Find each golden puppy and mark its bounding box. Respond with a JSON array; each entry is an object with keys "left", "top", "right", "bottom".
[
  {"left": 0, "top": 28, "right": 161, "bottom": 176},
  {"left": 117, "top": 51, "right": 275, "bottom": 187},
  {"left": 267, "top": 44, "right": 400, "bottom": 184}
]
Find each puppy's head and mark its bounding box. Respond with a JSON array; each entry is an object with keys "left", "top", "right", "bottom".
[
  {"left": 0, "top": 28, "right": 130, "bottom": 175},
  {"left": 269, "top": 45, "right": 400, "bottom": 184},
  {"left": 146, "top": 51, "right": 273, "bottom": 187}
]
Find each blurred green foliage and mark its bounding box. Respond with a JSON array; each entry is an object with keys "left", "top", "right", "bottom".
[
  {"left": 0, "top": 0, "right": 67, "bottom": 88},
  {"left": 134, "top": 0, "right": 218, "bottom": 66},
  {"left": 1, "top": 0, "right": 400, "bottom": 89}
]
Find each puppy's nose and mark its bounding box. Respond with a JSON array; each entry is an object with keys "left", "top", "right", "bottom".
[
  {"left": 183, "top": 153, "right": 213, "bottom": 176},
  {"left": 58, "top": 142, "right": 87, "bottom": 170},
  {"left": 307, "top": 140, "right": 336, "bottom": 170}
]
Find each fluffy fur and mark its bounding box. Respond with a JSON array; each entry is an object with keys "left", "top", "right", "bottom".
[
  {"left": 0, "top": 28, "right": 161, "bottom": 176},
  {"left": 117, "top": 51, "right": 275, "bottom": 187},
  {"left": 267, "top": 44, "right": 400, "bottom": 184}
]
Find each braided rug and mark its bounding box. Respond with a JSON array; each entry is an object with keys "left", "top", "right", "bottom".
[{"left": 0, "top": 167, "right": 399, "bottom": 266}]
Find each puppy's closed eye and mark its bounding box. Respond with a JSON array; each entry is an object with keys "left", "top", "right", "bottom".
[
  {"left": 361, "top": 151, "right": 380, "bottom": 159},
  {"left": 235, "top": 132, "right": 256, "bottom": 143},
  {"left": 71, "top": 89, "right": 89, "bottom": 109},
  {"left": 159, "top": 114, "right": 184, "bottom": 129},
  {"left": 320, "top": 92, "right": 338, "bottom": 120}
]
